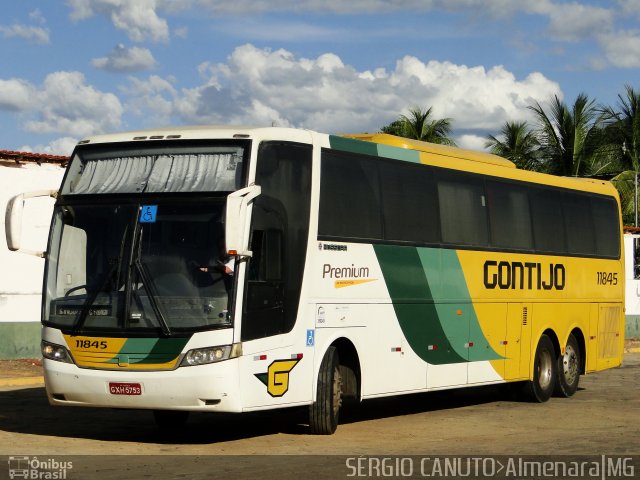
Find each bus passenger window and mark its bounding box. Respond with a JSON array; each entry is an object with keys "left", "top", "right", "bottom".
[
  {"left": 437, "top": 173, "right": 488, "bottom": 247},
  {"left": 486, "top": 181, "right": 533, "bottom": 250}
]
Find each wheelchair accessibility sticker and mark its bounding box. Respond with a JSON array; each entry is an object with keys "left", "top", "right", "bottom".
[
  {"left": 140, "top": 205, "right": 158, "bottom": 223},
  {"left": 255, "top": 359, "right": 300, "bottom": 397},
  {"left": 306, "top": 329, "right": 315, "bottom": 347}
]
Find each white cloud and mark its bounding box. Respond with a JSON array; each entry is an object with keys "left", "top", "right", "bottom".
[
  {"left": 29, "top": 9, "right": 47, "bottom": 25},
  {"left": 92, "top": 44, "right": 156, "bottom": 72},
  {"left": 457, "top": 134, "right": 489, "bottom": 151},
  {"left": 173, "top": 26, "right": 188, "bottom": 38},
  {"left": 618, "top": 0, "right": 640, "bottom": 17},
  {"left": 123, "top": 75, "right": 177, "bottom": 125},
  {"left": 19, "top": 137, "right": 79, "bottom": 156},
  {"left": 143, "top": 44, "right": 560, "bottom": 134},
  {"left": 64, "top": 0, "right": 634, "bottom": 70},
  {"left": 162, "top": 0, "right": 518, "bottom": 16},
  {"left": 13, "top": 71, "right": 123, "bottom": 137},
  {"left": 598, "top": 30, "right": 640, "bottom": 68},
  {"left": 0, "top": 79, "right": 36, "bottom": 111},
  {"left": 541, "top": 3, "right": 614, "bottom": 42},
  {"left": 0, "top": 24, "right": 50, "bottom": 44},
  {"left": 67, "top": 0, "right": 169, "bottom": 42},
  {"left": 213, "top": 18, "right": 348, "bottom": 42}
]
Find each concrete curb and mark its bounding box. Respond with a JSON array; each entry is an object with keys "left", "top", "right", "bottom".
[{"left": 0, "top": 376, "right": 44, "bottom": 387}]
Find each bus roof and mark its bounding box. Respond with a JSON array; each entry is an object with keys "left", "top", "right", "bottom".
[
  {"left": 75, "top": 126, "right": 315, "bottom": 146},
  {"left": 342, "top": 133, "right": 515, "bottom": 168}
]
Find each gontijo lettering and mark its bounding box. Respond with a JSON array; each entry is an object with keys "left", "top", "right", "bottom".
[{"left": 484, "top": 260, "right": 566, "bottom": 290}]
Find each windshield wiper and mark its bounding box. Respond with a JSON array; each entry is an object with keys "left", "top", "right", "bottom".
[
  {"left": 72, "top": 224, "right": 129, "bottom": 335},
  {"left": 133, "top": 258, "right": 172, "bottom": 336},
  {"left": 130, "top": 225, "right": 172, "bottom": 336}
]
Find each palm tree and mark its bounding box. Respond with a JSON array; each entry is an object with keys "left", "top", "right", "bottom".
[
  {"left": 602, "top": 85, "right": 640, "bottom": 171},
  {"left": 485, "top": 120, "right": 542, "bottom": 171},
  {"left": 528, "top": 93, "right": 614, "bottom": 177},
  {"left": 380, "top": 119, "right": 404, "bottom": 137},
  {"left": 603, "top": 85, "right": 640, "bottom": 225},
  {"left": 381, "top": 106, "right": 456, "bottom": 146}
]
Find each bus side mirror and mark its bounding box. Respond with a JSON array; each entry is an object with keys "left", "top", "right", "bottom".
[
  {"left": 5, "top": 189, "right": 58, "bottom": 257},
  {"left": 225, "top": 184, "right": 261, "bottom": 258}
]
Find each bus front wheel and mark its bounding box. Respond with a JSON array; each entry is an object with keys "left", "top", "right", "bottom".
[
  {"left": 522, "top": 334, "right": 556, "bottom": 402},
  {"left": 554, "top": 333, "right": 581, "bottom": 397},
  {"left": 309, "top": 346, "right": 342, "bottom": 435}
]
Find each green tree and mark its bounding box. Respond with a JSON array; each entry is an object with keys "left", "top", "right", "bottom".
[
  {"left": 485, "top": 120, "right": 542, "bottom": 170},
  {"left": 603, "top": 85, "right": 640, "bottom": 225},
  {"left": 381, "top": 106, "right": 456, "bottom": 146},
  {"left": 528, "top": 93, "right": 613, "bottom": 177}
]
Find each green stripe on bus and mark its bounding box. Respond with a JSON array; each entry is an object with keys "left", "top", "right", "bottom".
[
  {"left": 105, "top": 337, "right": 189, "bottom": 364},
  {"left": 418, "top": 248, "right": 502, "bottom": 361},
  {"left": 373, "top": 244, "right": 466, "bottom": 364},
  {"left": 377, "top": 144, "right": 420, "bottom": 163},
  {"left": 329, "top": 136, "right": 421, "bottom": 164},
  {"left": 138, "top": 337, "right": 190, "bottom": 364},
  {"left": 329, "top": 136, "right": 379, "bottom": 156},
  {"left": 374, "top": 244, "right": 502, "bottom": 364}
]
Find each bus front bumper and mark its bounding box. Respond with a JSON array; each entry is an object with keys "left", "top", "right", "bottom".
[{"left": 43, "top": 358, "right": 242, "bottom": 412}]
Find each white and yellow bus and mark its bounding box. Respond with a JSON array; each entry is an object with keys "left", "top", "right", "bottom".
[{"left": 6, "top": 127, "right": 624, "bottom": 434}]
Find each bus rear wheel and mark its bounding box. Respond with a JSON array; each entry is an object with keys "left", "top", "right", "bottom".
[
  {"left": 309, "top": 346, "right": 342, "bottom": 435},
  {"left": 554, "top": 333, "right": 581, "bottom": 397},
  {"left": 521, "top": 334, "right": 556, "bottom": 402}
]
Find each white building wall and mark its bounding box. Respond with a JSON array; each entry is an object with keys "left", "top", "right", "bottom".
[
  {"left": 624, "top": 234, "right": 640, "bottom": 338},
  {"left": 0, "top": 163, "right": 65, "bottom": 356}
]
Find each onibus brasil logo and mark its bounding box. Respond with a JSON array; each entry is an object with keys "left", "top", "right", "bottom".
[
  {"left": 255, "top": 359, "right": 300, "bottom": 397},
  {"left": 8, "top": 456, "right": 73, "bottom": 479}
]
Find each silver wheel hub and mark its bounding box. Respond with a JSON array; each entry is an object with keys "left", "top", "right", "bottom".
[
  {"left": 538, "top": 348, "right": 553, "bottom": 390},
  {"left": 562, "top": 345, "right": 579, "bottom": 385}
]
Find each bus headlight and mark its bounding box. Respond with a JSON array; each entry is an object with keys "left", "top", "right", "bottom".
[
  {"left": 41, "top": 341, "right": 73, "bottom": 364},
  {"left": 180, "top": 343, "right": 242, "bottom": 367}
]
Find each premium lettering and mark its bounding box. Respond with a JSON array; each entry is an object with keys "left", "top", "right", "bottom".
[
  {"left": 484, "top": 260, "right": 565, "bottom": 290},
  {"left": 323, "top": 264, "right": 370, "bottom": 279}
]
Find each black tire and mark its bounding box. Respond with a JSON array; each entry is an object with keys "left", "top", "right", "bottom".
[
  {"left": 153, "top": 410, "right": 189, "bottom": 429},
  {"left": 521, "top": 334, "right": 556, "bottom": 402},
  {"left": 554, "top": 333, "right": 581, "bottom": 397},
  {"left": 309, "top": 346, "right": 342, "bottom": 435}
]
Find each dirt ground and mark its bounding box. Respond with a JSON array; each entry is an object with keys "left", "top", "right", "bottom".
[
  {"left": 0, "top": 358, "right": 42, "bottom": 378},
  {"left": 0, "top": 347, "right": 638, "bottom": 479}
]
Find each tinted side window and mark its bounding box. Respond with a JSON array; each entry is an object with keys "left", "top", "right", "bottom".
[
  {"left": 380, "top": 162, "right": 439, "bottom": 244},
  {"left": 243, "top": 142, "right": 312, "bottom": 341},
  {"left": 319, "top": 151, "right": 382, "bottom": 240},
  {"left": 486, "top": 181, "right": 533, "bottom": 250},
  {"left": 437, "top": 171, "right": 488, "bottom": 246},
  {"left": 591, "top": 197, "right": 620, "bottom": 258},
  {"left": 563, "top": 194, "right": 596, "bottom": 255},
  {"left": 530, "top": 189, "right": 566, "bottom": 254}
]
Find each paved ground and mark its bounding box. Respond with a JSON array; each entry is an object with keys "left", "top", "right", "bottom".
[{"left": 0, "top": 346, "right": 638, "bottom": 479}]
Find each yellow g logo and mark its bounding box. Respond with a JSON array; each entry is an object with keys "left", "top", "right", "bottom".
[{"left": 255, "top": 359, "right": 300, "bottom": 397}]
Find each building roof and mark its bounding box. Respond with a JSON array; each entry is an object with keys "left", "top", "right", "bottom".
[{"left": 0, "top": 149, "right": 69, "bottom": 166}]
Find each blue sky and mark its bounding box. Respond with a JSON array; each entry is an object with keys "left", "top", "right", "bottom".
[{"left": 0, "top": 0, "right": 639, "bottom": 155}]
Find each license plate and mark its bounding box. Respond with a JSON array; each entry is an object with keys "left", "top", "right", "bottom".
[{"left": 108, "top": 382, "right": 142, "bottom": 395}]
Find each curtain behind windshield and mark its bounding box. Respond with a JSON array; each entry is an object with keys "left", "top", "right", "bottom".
[{"left": 71, "top": 153, "right": 241, "bottom": 194}]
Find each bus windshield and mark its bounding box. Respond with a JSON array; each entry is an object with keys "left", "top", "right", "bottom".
[{"left": 44, "top": 201, "right": 233, "bottom": 334}]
